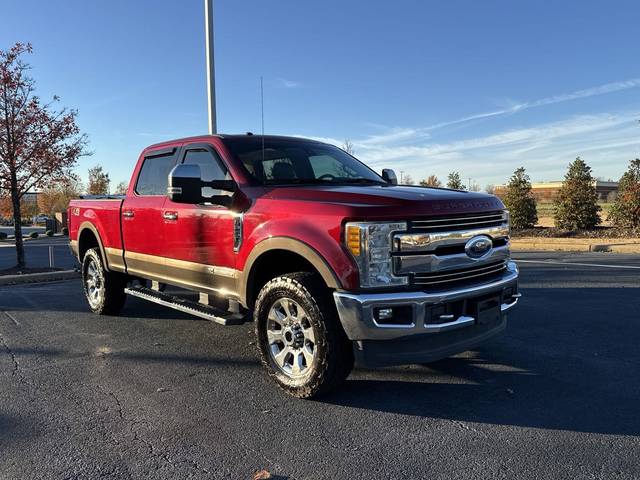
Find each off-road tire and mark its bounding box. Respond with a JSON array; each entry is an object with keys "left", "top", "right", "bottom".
[
  {"left": 82, "top": 248, "right": 127, "bottom": 315},
  {"left": 255, "top": 272, "right": 354, "bottom": 398}
]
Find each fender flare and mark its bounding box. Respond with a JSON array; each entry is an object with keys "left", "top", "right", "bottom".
[
  {"left": 77, "top": 221, "right": 110, "bottom": 270},
  {"left": 239, "top": 237, "right": 341, "bottom": 307}
]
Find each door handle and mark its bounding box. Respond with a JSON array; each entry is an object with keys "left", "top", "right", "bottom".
[
  {"left": 122, "top": 210, "right": 134, "bottom": 218},
  {"left": 163, "top": 211, "right": 178, "bottom": 221}
]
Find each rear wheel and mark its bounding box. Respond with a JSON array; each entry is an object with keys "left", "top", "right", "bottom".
[
  {"left": 82, "top": 248, "right": 126, "bottom": 315},
  {"left": 255, "top": 272, "right": 354, "bottom": 398}
]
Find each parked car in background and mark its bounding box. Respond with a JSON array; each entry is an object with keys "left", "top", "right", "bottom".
[{"left": 69, "top": 134, "right": 520, "bottom": 398}]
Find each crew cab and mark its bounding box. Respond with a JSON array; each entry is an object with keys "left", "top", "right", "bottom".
[{"left": 69, "top": 134, "right": 520, "bottom": 398}]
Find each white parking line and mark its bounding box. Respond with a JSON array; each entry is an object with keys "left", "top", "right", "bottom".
[
  {"left": 516, "top": 259, "right": 640, "bottom": 270},
  {"left": 0, "top": 243, "right": 66, "bottom": 248}
]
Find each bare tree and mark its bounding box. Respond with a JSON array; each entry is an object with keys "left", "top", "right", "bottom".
[
  {"left": 114, "top": 181, "right": 128, "bottom": 195},
  {"left": 342, "top": 139, "right": 355, "bottom": 155},
  {"left": 485, "top": 184, "right": 496, "bottom": 194},
  {"left": 0, "top": 43, "right": 88, "bottom": 267},
  {"left": 402, "top": 174, "right": 415, "bottom": 185}
]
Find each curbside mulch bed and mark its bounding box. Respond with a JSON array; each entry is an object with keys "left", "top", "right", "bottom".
[
  {"left": 511, "top": 237, "right": 640, "bottom": 253},
  {"left": 510, "top": 227, "right": 640, "bottom": 253},
  {"left": 511, "top": 227, "right": 640, "bottom": 239},
  {"left": 0, "top": 269, "right": 80, "bottom": 286}
]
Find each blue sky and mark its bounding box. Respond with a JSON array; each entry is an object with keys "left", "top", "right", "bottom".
[{"left": 3, "top": 0, "right": 640, "bottom": 189}]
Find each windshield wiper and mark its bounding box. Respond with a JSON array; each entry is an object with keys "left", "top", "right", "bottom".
[
  {"left": 264, "top": 178, "right": 386, "bottom": 186},
  {"left": 335, "top": 178, "right": 386, "bottom": 185}
]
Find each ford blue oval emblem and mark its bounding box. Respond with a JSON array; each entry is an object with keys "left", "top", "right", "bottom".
[{"left": 465, "top": 235, "right": 493, "bottom": 259}]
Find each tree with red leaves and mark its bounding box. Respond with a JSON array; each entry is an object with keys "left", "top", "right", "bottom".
[{"left": 0, "top": 42, "right": 88, "bottom": 267}]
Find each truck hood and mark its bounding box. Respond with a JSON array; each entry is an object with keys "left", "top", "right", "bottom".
[{"left": 254, "top": 184, "right": 504, "bottom": 216}]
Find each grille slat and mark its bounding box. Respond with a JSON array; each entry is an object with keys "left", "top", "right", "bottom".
[
  {"left": 411, "top": 211, "right": 507, "bottom": 231},
  {"left": 413, "top": 260, "right": 507, "bottom": 286}
]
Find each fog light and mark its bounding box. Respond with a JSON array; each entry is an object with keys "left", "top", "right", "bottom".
[{"left": 374, "top": 306, "right": 413, "bottom": 326}]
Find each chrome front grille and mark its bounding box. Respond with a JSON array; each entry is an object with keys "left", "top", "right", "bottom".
[
  {"left": 391, "top": 210, "right": 511, "bottom": 288},
  {"left": 410, "top": 211, "right": 507, "bottom": 232},
  {"left": 412, "top": 260, "right": 508, "bottom": 286}
]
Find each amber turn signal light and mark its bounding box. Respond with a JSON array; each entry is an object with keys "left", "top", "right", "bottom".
[{"left": 346, "top": 225, "right": 361, "bottom": 256}]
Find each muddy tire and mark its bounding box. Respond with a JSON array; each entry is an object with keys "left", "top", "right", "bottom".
[
  {"left": 82, "top": 248, "right": 126, "bottom": 315},
  {"left": 255, "top": 272, "right": 354, "bottom": 398}
]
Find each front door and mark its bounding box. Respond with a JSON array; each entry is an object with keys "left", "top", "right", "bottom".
[
  {"left": 161, "top": 144, "right": 237, "bottom": 296},
  {"left": 121, "top": 147, "right": 179, "bottom": 281}
]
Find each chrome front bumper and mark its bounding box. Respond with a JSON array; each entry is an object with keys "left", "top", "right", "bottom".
[{"left": 333, "top": 261, "right": 519, "bottom": 341}]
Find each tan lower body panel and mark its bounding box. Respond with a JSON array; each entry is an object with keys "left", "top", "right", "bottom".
[
  {"left": 125, "top": 251, "right": 165, "bottom": 279},
  {"left": 105, "top": 247, "right": 126, "bottom": 273},
  {"left": 124, "top": 251, "right": 240, "bottom": 299}
]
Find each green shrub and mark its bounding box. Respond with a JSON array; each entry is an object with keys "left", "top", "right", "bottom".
[
  {"left": 29, "top": 231, "right": 39, "bottom": 239},
  {"left": 608, "top": 159, "right": 640, "bottom": 228},
  {"left": 502, "top": 167, "right": 538, "bottom": 229},
  {"left": 0, "top": 232, "right": 7, "bottom": 240},
  {"left": 62, "top": 227, "right": 69, "bottom": 236},
  {"left": 45, "top": 229, "right": 54, "bottom": 237},
  {"left": 553, "top": 157, "right": 601, "bottom": 230},
  {"left": 446, "top": 171, "right": 466, "bottom": 190}
]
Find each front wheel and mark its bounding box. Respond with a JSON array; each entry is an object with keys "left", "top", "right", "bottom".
[
  {"left": 255, "top": 272, "right": 354, "bottom": 398},
  {"left": 82, "top": 248, "right": 126, "bottom": 315}
]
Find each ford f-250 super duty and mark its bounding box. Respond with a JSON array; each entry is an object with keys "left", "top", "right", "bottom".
[{"left": 69, "top": 134, "right": 519, "bottom": 398}]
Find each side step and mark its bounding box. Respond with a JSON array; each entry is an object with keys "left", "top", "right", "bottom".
[{"left": 124, "top": 286, "right": 246, "bottom": 325}]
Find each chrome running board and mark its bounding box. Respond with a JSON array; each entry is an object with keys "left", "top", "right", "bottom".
[{"left": 124, "top": 285, "right": 246, "bottom": 325}]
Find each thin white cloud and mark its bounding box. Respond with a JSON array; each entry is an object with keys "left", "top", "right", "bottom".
[
  {"left": 300, "top": 111, "right": 640, "bottom": 186},
  {"left": 276, "top": 78, "right": 303, "bottom": 89},
  {"left": 423, "top": 77, "right": 640, "bottom": 131}
]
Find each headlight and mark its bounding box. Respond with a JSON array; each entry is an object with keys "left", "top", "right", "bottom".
[
  {"left": 344, "top": 221, "right": 408, "bottom": 288},
  {"left": 504, "top": 209, "right": 511, "bottom": 234}
]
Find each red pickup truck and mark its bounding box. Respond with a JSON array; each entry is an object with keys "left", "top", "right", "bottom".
[{"left": 69, "top": 134, "right": 519, "bottom": 398}]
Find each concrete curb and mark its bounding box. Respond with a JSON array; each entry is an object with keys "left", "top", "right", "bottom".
[
  {"left": 511, "top": 237, "right": 640, "bottom": 253},
  {"left": 0, "top": 270, "right": 80, "bottom": 286}
]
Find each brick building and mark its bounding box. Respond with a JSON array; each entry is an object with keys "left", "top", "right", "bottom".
[{"left": 494, "top": 180, "right": 618, "bottom": 202}]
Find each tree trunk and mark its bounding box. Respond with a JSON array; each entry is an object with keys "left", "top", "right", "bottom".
[{"left": 10, "top": 177, "right": 25, "bottom": 268}]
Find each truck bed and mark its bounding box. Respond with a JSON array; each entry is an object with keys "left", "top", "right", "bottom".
[{"left": 68, "top": 197, "right": 125, "bottom": 254}]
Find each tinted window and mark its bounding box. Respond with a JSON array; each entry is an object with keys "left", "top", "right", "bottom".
[
  {"left": 135, "top": 152, "right": 177, "bottom": 195},
  {"left": 182, "top": 149, "right": 231, "bottom": 197}
]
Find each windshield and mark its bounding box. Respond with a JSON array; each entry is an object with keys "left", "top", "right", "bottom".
[{"left": 222, "top": 137, "right": 385, "bottom": 186}]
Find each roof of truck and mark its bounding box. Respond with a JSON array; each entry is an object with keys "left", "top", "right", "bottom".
[{"left": 145, "top": 134, "right": 325, "bottom": 150}]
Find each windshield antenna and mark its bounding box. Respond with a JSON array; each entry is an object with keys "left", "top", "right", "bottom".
[{"left": 260, "top": 76, "right": 265, "bottom": 164}]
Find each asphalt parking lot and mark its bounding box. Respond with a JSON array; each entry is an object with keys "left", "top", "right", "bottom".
[
  {"left": 0, "top": 236, "right": 77, "bottom": 271},
  {"left": 1, "top": 252, "right": 639, "bottom": 479}
]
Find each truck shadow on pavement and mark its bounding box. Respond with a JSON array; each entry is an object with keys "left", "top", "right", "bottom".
[
  {"left": 0, "top": 414, "right": 38, "bottom": 447},
  {"left": 325, "top": 351, "right": 639, "bottom": 437}
]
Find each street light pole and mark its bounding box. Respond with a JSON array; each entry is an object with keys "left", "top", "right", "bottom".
[{"left": 205, "top": 0, "right": 217, "bottom": 134}]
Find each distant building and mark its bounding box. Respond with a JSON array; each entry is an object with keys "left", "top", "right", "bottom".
[
  {"left": 494, "top": 180, "right": 618, "bottom": 202},
  {"left": 22, "top": 192, "right": 38, "bottom": 205}
]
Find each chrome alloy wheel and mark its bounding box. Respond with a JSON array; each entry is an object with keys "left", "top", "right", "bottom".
[
  {"left": 267, "top": 298, "right": 316, "bottom": 379},
  {"left": 84, "top": 258, "right": 103, "bottom": 308}
]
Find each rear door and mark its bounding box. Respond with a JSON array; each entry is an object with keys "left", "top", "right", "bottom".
[
  {"left": 161, "top": 143, "right": 237, "bottom": 294},
  {"left": 121, "top": 146, "right": 179, "bottom": 281}
]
